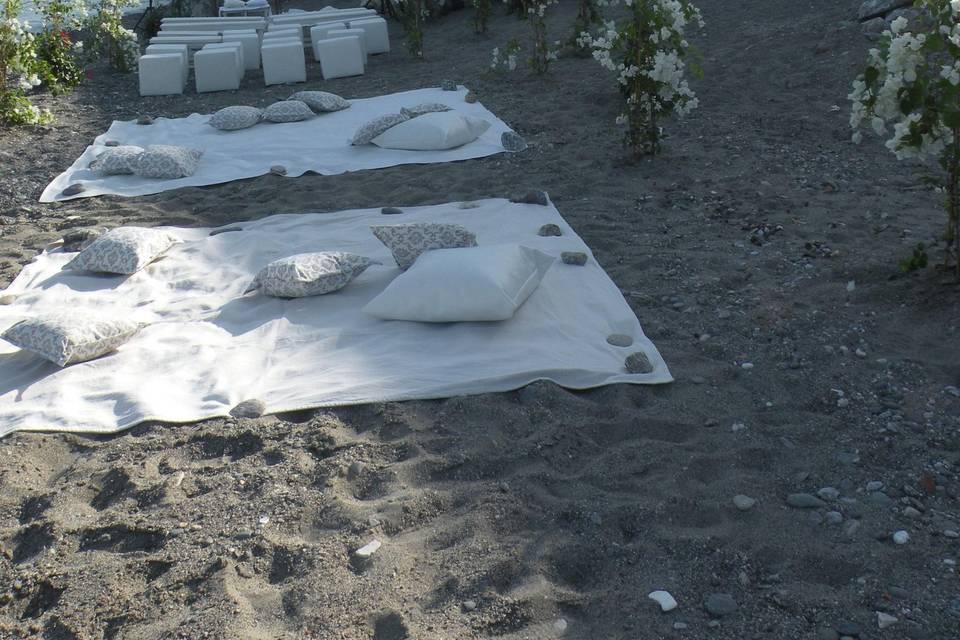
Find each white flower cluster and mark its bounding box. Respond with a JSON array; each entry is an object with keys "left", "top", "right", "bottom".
[
  {"left": 848, "top": 8, "right": 956, "bottom": 160},
  {"left": 490, "top": 45, "right": 518, "bottom": 71},
  {"left": 583, "top": 0, "right": 701, "bottom": 121}
]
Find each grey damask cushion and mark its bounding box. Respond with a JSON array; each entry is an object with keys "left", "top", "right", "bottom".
[
  {"left": 133, "top": 145, "right": 203, "bottom": 179},
  {"left": 288, "top": 91, "right": 351, "bottom": 113},
  {"left": 370, "top": 223, "right": 477, "bottom": 270},
  {"left": 399, "top": 103, "right": 452, "bottom": 119},
  {"left": 263, "top": 100, "right": 315, "bottom": 123},
  {"left": 209, "top": 106, "right": 263, "bottom": 131},
  {"left": 351, "top": 113, "right": 409, "bottom": 145},
  {"left": 64, "top": 227, "right": 179, "bottom": 275},
  {"left": 1, "top": 313, "right": 144, "bottom": 367},
  {"left": 89, "top": 146, "right": 145, "bottom": 175},
  {"left": 248, "top": 251, "right": 379, "bottom": 298}
]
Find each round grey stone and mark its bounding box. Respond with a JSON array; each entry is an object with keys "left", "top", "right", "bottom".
[
  {"left": 104, "top": 140, "right": 120, "bottom": 147},
  {"left": 538, "top": 223, "right": 562, "bottom": 237},
  {"left": 381, "top": 207, "right": 404, "bottom": 215},
  {"left": 136, "top": 115, "right": 154, "bottom": 125},
  {"left": 209, "top": 226, "right": 243, "bottom": 237},
  {"left": 62, "top": 228, "right": 101, "bottom": 252},
  {"left": 510, "top": 190, "right": 549, "bottom": 206},
  {"left": 501, "top": 131, "right": 528, "bottom": 152},
  {"left": 462, "top": 600, "right": 477, "bottom": 612},
  {"left": 825, "top": 511, "right": 844, "bottom": 525},
  {"left": 704, "top": 593, "right": 737, "bottom": 617},
  {"left": 625, "top": 351, "right": 653, "bottom": 374},
  {"left": 561, "top": 251, "right": 588, "bottom": 266},
  {"left": 465, "top": 91, "right": 478, "bottom": 103},
  {"left": 733, "top": 495, "right": 756, "bottom": 511},
  {"left": 440, "top": 79, "right": 457, "bottom": 91},
  {"left": 0, "top": 294, "right": 17, "bottom": 305},
  {"left": 62, "top": 183, "right": 85, "bottom": 197},
  {"left": 834, "top": 621, "right": 860, "bottom": 637},
  {"left": 606, "top": 334, "right": 633, "bottom": 347},
  {"left": 229, "top": 399, "right": 266, "bottom": 418},
  {"left": 269, "top": 165, "right": 287, "bottom": 176},
  {"left": 786, "top": 493, "right": 827, "bottom": 509}
]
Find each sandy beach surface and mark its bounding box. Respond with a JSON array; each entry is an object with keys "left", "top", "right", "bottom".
[{"left": 0, "top": 1, "right": 958, "bottom": 638}]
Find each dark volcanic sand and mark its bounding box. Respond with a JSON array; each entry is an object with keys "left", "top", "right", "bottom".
[{"left": 0, "top": 1, "right": 958, "bottom": 638}]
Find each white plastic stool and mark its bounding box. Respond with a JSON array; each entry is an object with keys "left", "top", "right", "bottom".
[
  {"left": 314, "top": 36, "right": 364, "bottom": 80},
  {"left": 347, "top": 17, "right": 389, "bottom": 55},
  {"left": 326, "top": 28, "right": 367, "bottom": 58},
  {"left": 194, "top": 47, "right": 241, "bottom": 92},
  {"left": 222, "top": 30, "right": 260, "bottom": 70},
  {"left": 264, "top": 27, "right": 303, "bottom": 44},
  {"left": 261, "top": 39, "right": 306, "bottom": 86},
  {"left": 203, "top": 42, "right": 245, "bottom": 82},
  {"left": 144, "top": 44, "right": 188, "bottom": 84},
  {"left": 138, "top": 53, "right": 185, "bottom": 96},
  {"left": 309, "top": 22, "right": 346, "bottom": 60}
]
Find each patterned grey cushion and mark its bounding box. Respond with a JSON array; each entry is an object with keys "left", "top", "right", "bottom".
[
  {"left": 249, "top": 252, "right": 379, "bottom": 298},
  {"left": 400, "top": 103, "right": 452, "bottom": 119},
  {"left": 133, "top": 145, "right": 203, "bottom": 179},
  {"left": 1, "top": 313, "right": 143, "bottom": 367},
  {"left": 89, "top": 146, "right": 145, "bottom": 175},
  {"left": 263, "top": 100, "right": 315, "bottom": 123},
  {"left": 209, "top": 106, "right": 263, "bottom": 131},
  {"left": 64, "top": 227, "right": 179, "bottom": 275},
  {"left": 370, "top": 223, "right": 477, "bottom": 270},
  {"left": 288, "top": 91, "right": 351, "bottom": 113},
  {"left": 351, "top": 113, "right": 409, "bottom": 145}
]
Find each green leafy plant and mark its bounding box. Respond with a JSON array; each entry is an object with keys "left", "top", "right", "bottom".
[
  {"left": 34, "top": 0, "right": 85, "bottom": 94},
  {"left": 899, "top": 242, "right": 929, "bottom": 272},
  {"left": 83, "top": 0, "right": 139, "bottom": 72},
  {"left": 849, "top": 0, "right": 960, "bottom": 276},
  {"left": 398, "top": 0, "right": 428, "bottom": 58},
  {"left": 580, "top": 0, "right": 704, "bottom": 155},
  {"left": 1, "top": 0, "right": 53, "bottom": 125},
  {"left": 473, "top": 0, "right": 492, "bottom": 34}
]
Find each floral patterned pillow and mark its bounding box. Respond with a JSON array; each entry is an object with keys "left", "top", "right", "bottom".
[
  {"left": 248, "top": 252, "right": 379, "bottom": 298},
  {"left": 209, "top": 106, "right": 263, "bottom": 131},
  {"left": 351, "top": 113, "right": 409, "bottom": 145},
  {"left": 89, "top": 145, "right": 145, "bottom": 175},
  {"left": 64, "top": 227, "right": 179, "bottom": 275},
  {"left": 133, "top": 145, "right": 203, "bottom": 179},
  {"left": 370, "top": 223, "right": 477, "bottom": 270},
  {"left": 288, "top": 91, "right": 351, "bottom": 113},
  {"left": 1, "top": 313, "right": 144, "bottom": 367},
  {"left": 399, "top": 103, "right": 452, "bottom": 119},
  {"left": 263, "top": 100, "right": 315, "bottom": 123}
]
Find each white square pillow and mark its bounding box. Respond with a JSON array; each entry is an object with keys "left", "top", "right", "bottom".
[
  {"left": 133, "top": 145, "right": 203, "bottom": 179},
  {"left": 370, "top": 112, "right": 491, "bottom": 151},
  {"left": 2, "top": 313, "right": 144, "bottom": 367},
  {"left": 363, "top": 245, "right": 554, "bottom": 322},
  {"left": 247, "top": 251, "right": 379, "bottom": 298},
  {"left": 370, "top": 222, "right": 477, "bottom": 271},
  {"left": 89, "top": 145, "right": 145, "bottom": 175},
  {"left": 64, "top": 227, "right": 179, "bottom": 275}
]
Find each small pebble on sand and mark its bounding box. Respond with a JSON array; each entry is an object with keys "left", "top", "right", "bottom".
[
  {"left": 561, "top": 251, "right": 588, "bottom": 266},
  {"left": 648, "top": 590, "right": 678, "bottom": 612}
]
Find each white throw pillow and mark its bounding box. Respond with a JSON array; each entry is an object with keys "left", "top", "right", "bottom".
[
  {"left": 363, "top": 245, "right": 554, "bottom": 322},
  {"left": 2, "top": 313, "right": 144, "bottom": 367},
  {"left": 370, "top": 112, "right": 491, "bottom": 151}
]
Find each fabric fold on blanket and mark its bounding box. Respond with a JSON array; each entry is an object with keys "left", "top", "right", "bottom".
[
  {"left": 40, "top": 86, "right": 513, "bottom": 202},
  {"left": 0, "top": 198, "right": 671, "bottom": 436}
]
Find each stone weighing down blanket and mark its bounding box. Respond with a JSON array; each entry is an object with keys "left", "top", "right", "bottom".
[
  {"left": 0, "top": 199, "right": 671, "bottom": 436},
  {"left": 39, "top": 87, "right": 513, "bottom": 202}
]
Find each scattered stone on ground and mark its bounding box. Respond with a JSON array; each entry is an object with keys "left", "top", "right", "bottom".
[
  {"left": 501, "top": 131, "right": 528, "bottom": 152},
  {"left": 704, "top": 593, "right": 738, "bottom": 617},
  {"left": 648, "top": 590, "right": 678, "bottom": 612},
  {"left": 625, "top": 351, "right": 653, "bottom": 374},
  {"left": 561, "top": 251, "right": 588, "bottom": 266},
  {"left": 381, "top": 207, "right": 404, "bottom": 215},
  {"left": 538, "top": 223, "right": 562, "bottom": 236},
  {"left": 733, "top": 494, "right": 756, "bottom": 511},
  {"left": 606, "top": 333, "right": 633, "bottom": 347}
]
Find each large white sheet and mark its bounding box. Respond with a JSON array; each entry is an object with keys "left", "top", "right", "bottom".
[
  {"left": 40, "top": 86, "right": 513, "bottom": 202},
  {"left": 0, "top": 199, "right": 672, "bottom": 436}
]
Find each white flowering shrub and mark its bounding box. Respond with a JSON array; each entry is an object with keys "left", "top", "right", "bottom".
[
  {"left": 581, "top": 0, "right": 703, "bottom": 155},
  {"left": 0, "top": 0, "right": 53, "bottom": 125},
  {"left": 572, "top": 0, "right": 602, "bottom": 49},
  {"left": 490, "top": 38, "right": 520, "bottom": 72},
  {"left": 849, "top": 0, "right": 960, "bottom": 274},
  {"left": 518, "top": 0, "right": 558, "bottom": 74},
  {"left": 83, "top": 0, "right": 139, "bottom": 72}
]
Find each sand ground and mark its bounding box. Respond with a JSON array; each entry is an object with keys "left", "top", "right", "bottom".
[{"left": 0, "top": 1, "right": 958, "bottom": 638}]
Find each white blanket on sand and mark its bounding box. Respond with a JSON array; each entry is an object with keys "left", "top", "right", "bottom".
[
  {"left": 39, "top": 87, "right": 513, "bottom": 202},
  {"left": 0, "top": 198, "right": 671, "bottom": 436}
]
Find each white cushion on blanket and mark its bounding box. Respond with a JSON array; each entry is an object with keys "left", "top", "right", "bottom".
[
  {"left": 363, "top": 244, "right": 554, "bottom": 322},
  {"left": 371, "top": 112, "right": 491, "bottom": 151}
]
